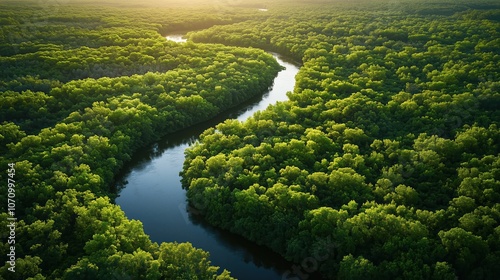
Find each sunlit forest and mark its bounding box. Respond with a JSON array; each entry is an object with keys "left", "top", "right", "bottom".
[{"left": 1, "top": 0, "right": 500, "bottom": 279}]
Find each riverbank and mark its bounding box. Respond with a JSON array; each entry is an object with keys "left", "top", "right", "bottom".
[{"left": 115, "top": 39, "right": 300, "bottom": 279}]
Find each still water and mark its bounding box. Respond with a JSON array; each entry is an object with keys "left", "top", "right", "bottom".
[{"left": 115, "top": 35, "right": 300, "bottom": 279}]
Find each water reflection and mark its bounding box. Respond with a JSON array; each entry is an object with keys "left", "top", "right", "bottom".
[
  {"left": 165, "top": 34, "right": 186, "bottom": 43},
  {"left": 115, "top": 44, "right": 301, "bottom": 279}
]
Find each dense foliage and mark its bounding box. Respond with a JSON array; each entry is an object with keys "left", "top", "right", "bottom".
[
  {"left": 0, "top": 1, "right": 282, "bottom": 279},
  {"left": 182, "top": 0, "right": 500, "bottom": 279},
  {"left": 2, "top": 0, "right": 500, "bottom": 279}
]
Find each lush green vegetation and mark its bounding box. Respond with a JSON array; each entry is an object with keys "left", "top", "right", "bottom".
[
  {"left": 0, "top": 1, "right": 282, "bottom": 279},
  {"left": 2, "top": 0, "right": 500, "bottom": 279},
  {"left": 181, "top": 0, "right": 500, "bottom": 279}
]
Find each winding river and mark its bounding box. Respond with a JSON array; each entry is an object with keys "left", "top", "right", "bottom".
[{"left": 115, "top": 34, "right": 300, "bottom": 279}]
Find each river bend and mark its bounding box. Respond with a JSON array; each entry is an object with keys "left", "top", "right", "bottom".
[{"left": 115, "top": 34, "right": 300, "bottom": 280}]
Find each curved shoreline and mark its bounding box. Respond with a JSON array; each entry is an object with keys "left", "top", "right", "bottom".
[{"left": 116, "top": 35, "right": 301, "bottom": 279}]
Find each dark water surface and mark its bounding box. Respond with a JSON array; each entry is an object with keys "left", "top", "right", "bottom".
[{"left": 115, "top": 36, "right": 300, "bottom": 280}]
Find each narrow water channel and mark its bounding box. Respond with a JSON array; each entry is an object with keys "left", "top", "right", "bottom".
[{"left": 115, "top": 35, "right": 300, "bottom": 280}]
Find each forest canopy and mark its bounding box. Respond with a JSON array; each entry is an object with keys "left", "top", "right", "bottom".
[
  {"left": 181, "top": 0, "right": 500, "bottom": 279},
  {"left": 1, "top": 0, "right": 500, "bottom": 279},
  {"left": 0, "top": 0, "right": 282, "bottom": 279}
]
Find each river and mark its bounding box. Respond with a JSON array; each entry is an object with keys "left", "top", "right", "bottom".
[{"left": 115, "top": 35, "right": 300, "bottom": 280}]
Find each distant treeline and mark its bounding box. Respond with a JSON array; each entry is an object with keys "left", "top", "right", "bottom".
[
  {"left": 182, "top": 1, "right": 500, "bottom": 279},
  {"left": 0, "top": 1, "right": 281, "bottom": 279}
]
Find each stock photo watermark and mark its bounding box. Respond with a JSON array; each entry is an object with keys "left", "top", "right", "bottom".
[
  {"left": 6, "top": 163, "right": 17, "bottom": 273},
  {"left": 3, "top": 1, "right": 70, "bottom": 271}
]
